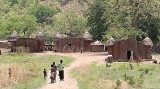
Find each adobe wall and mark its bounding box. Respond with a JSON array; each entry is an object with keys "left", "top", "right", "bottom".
[
  {"left": 113, "top": 41, "right": 120, "bottom": 60},
  {"left": 121, "top": 39, "right": 138, "bottom": 60},
  {"left": 111, "top": 39, "right": 151, "bottom": 61},
  {"left": 137, "top": 41, "right": 145, "bottom": 59},
  {"left": 0, "top": 42, "right": 10, "bottom": 48},
  {"left": 91, "top": 45, "right": 104, "bottom": 52},
  {"left": 16, "top": 38, "right": 41, "bottom": 52},
  {"left": 54, "top": 37, "right": 92, "bottom": 52}
]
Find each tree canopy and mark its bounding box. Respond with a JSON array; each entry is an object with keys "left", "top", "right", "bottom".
[{"left": 0, "top": 0, "right": 160, "bottom": 44}]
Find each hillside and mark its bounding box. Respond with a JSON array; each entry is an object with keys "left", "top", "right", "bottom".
[{"left": 0, "top": 0, "right": 160, "bottom": 44}]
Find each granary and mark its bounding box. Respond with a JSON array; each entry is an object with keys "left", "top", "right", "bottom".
[
  {"left": 106, "top": 37, "right": 153, "bottom": 61},
  {"left": 8, "top": 31, "right": 20, "bottom": 52},
  {"left": 54, "top": 32, "right": 93, "bottom": 52},
  {"left": 8, "top": 31, "right": 45, "bottom": 53},
  {"left": 91, "top": 40, "right": 105, "bottom": 52}
]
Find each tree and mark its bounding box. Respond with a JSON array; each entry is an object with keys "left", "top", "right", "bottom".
[
  {"left": 1, "top": 13, "right": 38, "bottom": 38},
  {"left": 87, "top": 0, "right": 108, "bottom": 41},
  {"left": 103, "top": 0, "right": 160, "bottom": 43},
  {"left": 31, "top": 5, "right": 56, "bottom": 25},
  {"left": 53, "top": 8, "right": 88, "bottom": 37}
]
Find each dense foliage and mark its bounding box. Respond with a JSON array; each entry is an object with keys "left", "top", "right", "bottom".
[{"left": 0, "top": 0, "right": 160, "bottom": 43}]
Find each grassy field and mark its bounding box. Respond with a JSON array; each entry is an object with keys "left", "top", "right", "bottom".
[
  {"left": 72, "top": 62, "right": 160, "bottom": 89},
  {"left": 0, "top": 53, "right": 73, "bottom": 89}
]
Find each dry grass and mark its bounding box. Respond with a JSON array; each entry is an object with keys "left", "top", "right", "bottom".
[
  {"left": 0, "top": 63, "right": 30, "bottom": 89},
  {"left": 0, "top": 53, "right": 74, "bottom": 89},
  {"left": 72, "top": 62, "right": 160, "bottom": 89}
]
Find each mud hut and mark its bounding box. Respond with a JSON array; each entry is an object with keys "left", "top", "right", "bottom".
[
  {"left": 106, "top": 37, "right": 115, "bottom": 54},
  {"left": 8, "top": 31, "right": 19, "bottom": 52},
  {"left": 91, "top": 40, "right": 105, "bottom": 52},
  {"left": 8, "top": 31, "right": 45, "bottom": 53},
  {"left": 107, "top": 37, "right": 153, "bottom": 61},
  {"left": 54, "top": 32, "right": 93, "bottom": 52},
  {"left": 35, "top": 32, "right": 45, "bottom": 52}
]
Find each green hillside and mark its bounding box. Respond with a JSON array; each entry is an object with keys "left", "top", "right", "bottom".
[{"left": 0, "top": 0, "right": 160, "bottom": 44}]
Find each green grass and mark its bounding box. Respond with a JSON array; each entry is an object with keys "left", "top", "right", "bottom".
[
  {"left": 72, "top": 62, "right": 160, "bottom": 89},
  {"left": 0, "top": 53, "right": 73, "bottom": 89}
]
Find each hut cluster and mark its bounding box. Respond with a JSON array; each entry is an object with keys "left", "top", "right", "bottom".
[
  {"left": 8, "top": 31, "right": 45, "bottom": 53},
  {"left": 106, "top": 37, "right": 153, "bottom": 61},
  {"left": 3, "top": 30, "right": 153, "bottom": 61},
  {"left": 53, "top": 32, "right": 105, "bottom": 52}
]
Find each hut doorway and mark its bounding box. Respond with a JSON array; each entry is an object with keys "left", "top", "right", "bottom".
[{"left": 127, "top": 51, "right": 131, "bottom": 60}]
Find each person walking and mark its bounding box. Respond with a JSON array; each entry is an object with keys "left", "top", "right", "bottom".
[
  {"left": 52, "top": 62, "right": 57, "bottom": 82},
  {"left": 43, "top": 69, "right": 47, "bottom": 80},
  {"left": 50, "top": 65, "right": 56, "bottom": 83},
  {"left": 50, "top": 71, "right": 55, "bottom": 83},
  {"left": 58, "top": 60, "right": 64, "bottom": 81},
  {"left": 8, "top": 68, "right": 12, "bottom": 78}
]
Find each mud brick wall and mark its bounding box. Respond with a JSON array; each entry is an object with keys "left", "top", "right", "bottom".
[
  {"left": 54, "top": 37, "right": 92, "bottom": 52},
  {"left": 145, "top": 46, "right": 152, "bottom": 59},
  {"left": 138, "top": 41, "right": 145, "bottom": 59},
  {"left": 113, "top": 41, "right": 120, "bottom": 60},
  {"left": 91, "top": 45, "right": 104, "bottom": 52},
  {"left": 0, "top": 42, "right": 10, "bottom": 48},
  {"left": 16, "top": 38, "right": 41, "bottom": 52},
  {"left": 109, "top": 39, "right": 152, "bottom": 61}
]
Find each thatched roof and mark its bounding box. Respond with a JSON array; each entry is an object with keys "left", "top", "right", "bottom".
[
  {"left": 35, "top": 32, "right": 44, "bottom": 40},
  {"left": 106, "top": 37, "right": 115, "bottom": 46},
  {"left": 91, "top": 40, "right": 104, "bottom": 46},
  {"left": 8, "top": 31, "right": 19, "bottom": 42},
  {"left": 10, "top": 31, "right": 19, "bottom": 38},
  {"left": 36, "top": 32, "right": 44, "bottom": 37},
  {"left": 55, "top": 32, "right": 64, "bottom": 38},
  {"left": 143, "top": 37, "right": 153, "bottom": 46},
  {"left": 83, "top": 32, "right": 92, "bottom": 40}
]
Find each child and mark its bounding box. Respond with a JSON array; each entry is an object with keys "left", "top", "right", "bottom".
[
  {"left": 43, "top": 69, "right": 47, "bottom": 80},
  {"left": 8, "top": 68, "right": 12, "bottom": 78}
]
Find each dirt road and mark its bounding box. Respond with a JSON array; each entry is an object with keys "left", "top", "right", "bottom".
[{"left": 40, "top": 52, "right": 107, "bottom": 89}]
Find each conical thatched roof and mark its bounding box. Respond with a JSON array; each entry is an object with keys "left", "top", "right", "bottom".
[
  {"left": 91, "top": 40, "right": 104, "bottom": 46},
  {"left": 35, "top": 32, "right": 44, "bottom": 40},
  {"left": 106, "top": 37, "right": 115, "bottom": 46},
  {"left": 143, "top": 37, "right": 153, "bottom": 46},
  {"left": 55, "top": 32, "right": 64, "bottom": 38},
  {"left": 83, "top": 32, "right": 92, "bottom": 40},
  {"left": 36, "top": 32, "right": 44, "bottom": 37},
  {"left": 10, "top": 31, "right": 19, "bottom": 38},
  {"left": 8, "top": 31, "right": 19, "bottom": 42}
]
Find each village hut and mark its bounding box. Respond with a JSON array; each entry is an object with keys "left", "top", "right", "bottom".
[
  {"left": 107, "top": 37, "right": 153, "bottom": 61},
  {"left": 143, "top": 37, "right": 153, "bottom": 59},
  {"left": 91, "top": 40, "right": 105, "bottom": 52},
  {"left": 106, "top": 37, "right": 115, "bottom": 54},
  {"left": 8, "top": 31, "right": 19, "bottom": 52},
  {"left": 35, "top": 32, "right": 45, "bottom": 52},
  {"left": 54, "top": 32, "right": 93, "bottom": 52},
  {"left": 8, "top": 31, "right": 45, "bottom": 53}
]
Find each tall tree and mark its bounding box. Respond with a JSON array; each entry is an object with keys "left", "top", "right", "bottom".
[
  {"left": 31, "top": 5, "right": 56, "bottom": 25},
  {"left": 87, "top": 0, "right": 108, "bottom": 41},
  {"left": 53, "top": 8, "right": 87, "bottom": 37}
]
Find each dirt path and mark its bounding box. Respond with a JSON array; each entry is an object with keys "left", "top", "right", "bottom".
[{"left": 40, "top": 52, "right": 107, "bottom": 89}]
